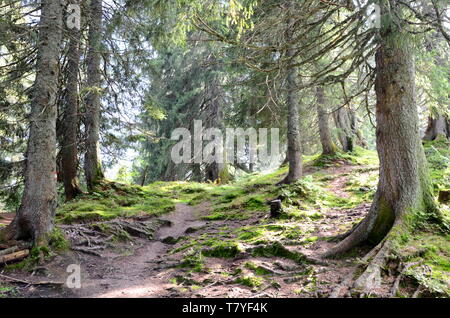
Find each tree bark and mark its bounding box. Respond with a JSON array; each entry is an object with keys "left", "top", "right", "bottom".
[
  {"left": 204, "top": 79, "right": 225, "bottom": 182},
  {"left": 324, "top": 2, "right": 442, "bottom": 259},
  {"left": 281, "top": 18, "right": 302, "bottom": 184},
  {"left": 333, "top": 106, "right": 355, "bottom": 152},
  {"left": 60, "top": 0, "right": 83, "bottom": 201},
  {"left": 84, "top": 0, "right": 104, "bottom": 191},
  {"left": 1, "top": 0, "right": 63, "bottom": 245},
  {"left": 316, "top": 86, "right": 337, "bottom": 156}
]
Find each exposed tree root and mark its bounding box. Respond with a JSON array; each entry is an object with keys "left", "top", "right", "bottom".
[
  {"left": 61, "top": 218, "right": 167, "bottom": 257},
  {"left": 353, "top": 241, "right": 391, "bottom": 295},
  {"left": 329, "top": 242, "right": 382, "bottom": 298},
  {"left": 71, "top": 246, "right": 104, "bottom": 257},
  {"left": 389, "top": 262, "right": 420, "bottom": 297}
]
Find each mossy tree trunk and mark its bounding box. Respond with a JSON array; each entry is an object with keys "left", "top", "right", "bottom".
[
  {"left": 84, "top": 0, "right": 104, "bottom": 191},
  {"left": 60, "top": 0, "right": 83, "bottom": 201},
  {"left": 1, "top": 0, "right": 63, "bottom": 245},
  {"left": 324, "top": 1, "right": 443, "bottom": 271},
  {"left": 281, "top": 17, "right": 302, "bottom": 184},
  {"left": 333, "top": 106, "right": 355, "bottom": 153},
  {"left": 316, "top": 86, "right": 337, "bottom": 156},
  {"left": 204, "top": 78, "right": 225, "bottom": 182}
]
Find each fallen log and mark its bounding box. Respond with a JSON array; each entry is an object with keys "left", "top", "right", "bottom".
[
  {"left": 0, "top": 246, "right": 20, "bottom": 256},
  {"left": 0, "top": 249, "right": 29, "bottom": 264},
  {"left": 0, "top": 273, "right": 64, "bottom": 286}
]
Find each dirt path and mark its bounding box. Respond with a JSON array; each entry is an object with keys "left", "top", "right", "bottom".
[{"left": 73, "top": 203, "right": 206, "bottom": 298}]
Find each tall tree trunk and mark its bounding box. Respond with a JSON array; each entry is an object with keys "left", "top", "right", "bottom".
[
  {"left": 316, "top": 86, "right": 337, "bottom": 156},
  {"left": 324, "top": 2, "right": 442, "bottom": 264},
  {"left": 84, "top": 0, "right": 104, "bottom": 191},
  {"left": 1, "top": 0, "right": 63, "bottom": 245},
  {"left": 60, "top": 0, "right": 83, "bottom": 201},
  {"left": 333, "top": 106, "right": 355, "bottom": 152},
  {"left": 204, "top": 79, "right": 225, "bottom": 182},
  {"left": 281, "top": 18, "right": 302, "bottom": 184}
]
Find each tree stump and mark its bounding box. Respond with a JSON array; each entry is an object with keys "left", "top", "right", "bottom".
[
  {"left": 270, "top": 200, "right": 282, "bottom": 218},
  {"left": 438, "top": 190, "right": 449, "bottom": 203}
]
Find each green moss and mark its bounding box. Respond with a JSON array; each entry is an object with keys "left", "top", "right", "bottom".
[
  {"left": 311, "top": 147, "right": 378, "bottom": 168},
  {"left": 394, "top": 232, "right": 450, "bottom": 297},
  {"left": 367, "top": 197, "right": 395, "bottom": 244},
  {"left": 48, "top": 228, "right": 70, "bottom": 251},
  {"left": 56, "top": 180, "right": 197, "bottom": 224},
  {"left": 0, "top": 285, "right": 19, "bottom": 298},
  {"left": 244, "top": 262, "right": 273, "bottom": 276},
  {"left": 202, "top": 241, "right": 242, "bottom": 258},
  {"left": 244, "top": 196, "right": 265, "bottom": 210},
  {"left": 237, "top": 227, "right": 264, "bottom": 241},
  {"left": 251, "top": 242, "right": 307, "bottom": 264},
  {"left": 179, "top": 251, "right": 206, "bottom": 272},
  {"left": 235, "top": 275, "right": 263, "bottom": 288}
]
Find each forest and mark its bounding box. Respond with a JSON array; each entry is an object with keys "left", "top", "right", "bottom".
[{"left": 0, "top": 0, "right": 449, "bottom": 300}]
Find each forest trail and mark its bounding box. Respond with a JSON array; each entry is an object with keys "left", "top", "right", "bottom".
[
  {"left": 3, "top": 162, "right": 387, "bottom": 298},
  {"left": 73, "top": 203, "right": 206, "bottom": 298},
  {"left": 62, "top": 203, "right": 207, "bottom": 298}
]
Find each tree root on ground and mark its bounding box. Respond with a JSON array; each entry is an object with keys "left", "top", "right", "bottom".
[
  {"left": 329, "top": 242, "right": 383, "bottom": 298},
  {"left": 60, "top": 218, "right": 166, "bottom": 257},
  {"left": 389, "top": 262, "right": 420, "bottom": 297},
  {"left": 329, "top": 240, "right": 437, "bottom": 298}
]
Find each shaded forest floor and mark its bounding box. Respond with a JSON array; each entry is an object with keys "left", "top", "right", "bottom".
[{"left": 0, "top": 144, "right": 449, "bottom": 298}]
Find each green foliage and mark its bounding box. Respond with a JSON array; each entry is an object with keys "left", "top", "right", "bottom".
[
  {"left": 48, "top": 228, "right": 70, "bottom": 251},
  {"left": 0, "top": 285, "right": 19, "bottom": 298}
]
